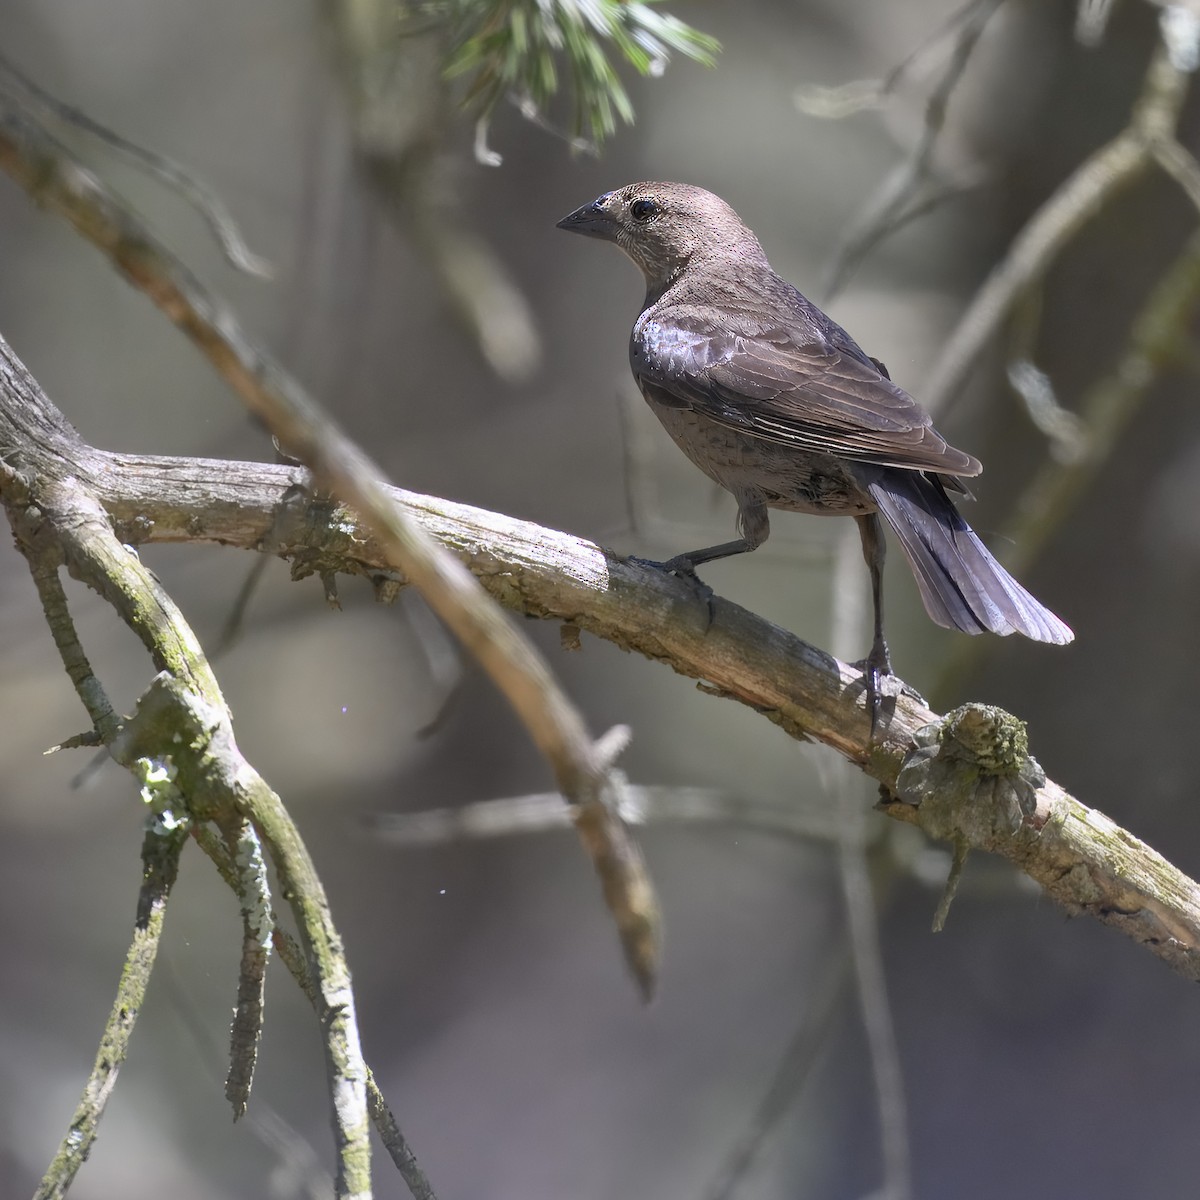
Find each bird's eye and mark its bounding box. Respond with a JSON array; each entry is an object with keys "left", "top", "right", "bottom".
[{"left": 630, "top": 198, "right": 660, "bottom": 222}]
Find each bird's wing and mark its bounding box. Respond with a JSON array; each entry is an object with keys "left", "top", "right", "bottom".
[{"left": 632, "top": 301, "right": 980, "bottom": 477}]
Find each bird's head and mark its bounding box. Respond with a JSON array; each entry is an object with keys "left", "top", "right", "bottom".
[{"left": 556, "top": 182, "right": 767, "bottom": 293}]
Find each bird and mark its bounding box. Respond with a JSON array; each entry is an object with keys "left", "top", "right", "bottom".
[{"left": 556, "top": 181, "right": 1073, "bottom": 729}]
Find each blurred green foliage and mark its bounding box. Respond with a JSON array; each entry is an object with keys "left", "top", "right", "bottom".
[{"left": 439, "top": 0, "right": 719, "bottom": 144}]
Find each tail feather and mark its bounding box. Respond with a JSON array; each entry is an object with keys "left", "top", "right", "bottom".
[{"left": 868, "top": 472, "right": 1073, "bottom": 645}]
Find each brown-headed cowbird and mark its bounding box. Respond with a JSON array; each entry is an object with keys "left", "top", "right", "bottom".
[{"left": 557, "top": 182, "right": 1072, "bottom": 725}]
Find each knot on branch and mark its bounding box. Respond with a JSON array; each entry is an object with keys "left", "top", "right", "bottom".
[
  {"left": 892, "top": 703, "right": 1046, "bottom": 847},
  {"left": 111, "top": 671, "right": 233, "bottom": 822},
  {"left": 938, "top": 703, "right": 1030, "bottom": 773}
]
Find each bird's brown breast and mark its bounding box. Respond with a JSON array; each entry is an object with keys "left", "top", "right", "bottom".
[{"left": 643, "top": 389, "right": 878, "bottom": 517}]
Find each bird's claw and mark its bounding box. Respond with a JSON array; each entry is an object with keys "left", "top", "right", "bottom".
[
  {"left": 848, "top": 655, "right": 925, "bottom": 741},
  {"left": 862, "top": 659, "right": 885, "bottom": 741},
  {"left": 627, "top": 555, "right": 717, "bottom": 625},
  {"left": 850, "top": 645, "right": 894, "bottom": 742}
]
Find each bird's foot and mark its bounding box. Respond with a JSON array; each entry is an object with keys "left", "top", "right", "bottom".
[
  {"left": 848, "top": 653, "right": 925, "bottom": 742},
  {"left": 850, "top": 642, "right": 894, "bottom": 742},
  {"left": 627, "top": 555, "right": 717, "bottom": 625}
]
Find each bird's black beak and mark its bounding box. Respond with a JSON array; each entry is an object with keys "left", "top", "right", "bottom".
[{"left": 556, "top": 199, "right": 618, "bottom": 241}]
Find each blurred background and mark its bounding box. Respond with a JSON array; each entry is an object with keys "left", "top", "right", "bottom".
[{"left": 2, "top": 1, "right": 1199, "bottom": 1197}]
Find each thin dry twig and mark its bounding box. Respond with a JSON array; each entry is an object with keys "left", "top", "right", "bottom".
[
  {"left": 0, "top": 53, "right": 271, "bottom": 277},
  {"left": 931, "top": 839, "right": 970, "bottom": 931},
  {"left": 0, "top": 87, "right": 659, "bottom": 996},
  {"left": 920, "top": 12, "right": 1200, "bottom": 701},
  {"left": 704, "top": 953, "right": 852, "bottom": 1200},
  {"left": 184, "top": 828, "right": 423, "bottom": 1193},
  {"left": 129, "top": 675, "right": 373, "bottom": 1199},
  {"left": 24, "top": 548, "right": 120, "bottom": 742},
  {"left": 1005, "top": 223, "right": 1200, "bottom": 562},
  {"left": 923, "top": 13, "right": 1198, "bottom": 413},
  {"left": 225, "top": 818, "right": 272, "bottom": 1119},
  {"left": 368, "top": 785, "right": 845, "bottom": 845},
  {"left": 33, "top": 825, "right": 188, "bottom": 1200},
  {"left": 19, "top": 535, "right": 197, "bottom": 1195},
  {"left": 824, "top": 538, "right": 911, "bottom": 1200},
  {"left": 818, "top": 0, "right": 1003, "bottom": 301},
  {"left": 158, "top": 954, "right": 336, "bottom": 1200},
  {"left": 211, "top": 552, "right": 270, "bottom": 657},
  {"left": 796, "top": 0, "right": 1001, "bottom": 120},
  {"left": 271, "top": 924, "right": 438, "bottom": 1200},
  {"left": 838, "top": 789, "right": 911, "bottom": 1200}
]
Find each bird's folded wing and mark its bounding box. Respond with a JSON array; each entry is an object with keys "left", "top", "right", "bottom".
[{"left": 633, "top": 305, "right": 980, "bottom": 477}]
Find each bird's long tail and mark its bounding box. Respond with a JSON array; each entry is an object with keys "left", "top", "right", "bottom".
[{"left": 867, "top": 472, "right": 1073, "bottom": 644}]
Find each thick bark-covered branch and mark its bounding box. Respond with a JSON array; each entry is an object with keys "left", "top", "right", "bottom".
[
  {"left": 3, "top": 353, "right": 1197, "bottom": 983},
  {"left": 0, "top": 347, "right": 377, "bottom": 1198},
  {"left": 0, "top": 91, "right": 660, "bottom": 995}
]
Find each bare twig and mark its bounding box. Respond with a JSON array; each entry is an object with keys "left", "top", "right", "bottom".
[
  {"left": 796, "top": 0, "right": 1002, "bottom": 120},
  {"left": 839, "top": 790, "right": 911, "bottom": 1200},
  {"left": 923, "top": 17, "right": 1195, "bottom": 413},
  {"left": 1151, "top": 132, "right": 1200, "bottom": 211},
  {"left": 704, "top": 953, "right": 852, "bottom": 1200},
  {"left": 225, "top": 818, "right": 272, "bottom": 1119},
  {"left": 188, "top": 824, "right": 437, "bottom": 1195},
  {"left": 1006, "top": 224, "right": 1200, "bottom": 562},
  {"left": 819, "top": 0, "right": 1003, "bottom": 301},
  {"left": 824, "top": 534, "right": 910, "bottom": 1200},
  {"left": 0, "top": 88, "right": 659, "bottom": 995},
  {"left": 271, "top": 925, "right": 438, "bottom": 1200},
  {"left": 159, "top": 957, "right": 336, "bottom": 1200},
  {"left": 0, "top": 53, "right": 270, "bottom": 277},
  {"left": 23, "top": 546, "right": 120, "bottom": 743},
  {"left": 131, "top": 672, "right": 372, "bottom": 1200},
  {"left": 364, "top": 1070, "right": 439, "bottom": 1200},
  {"left": 33, "top": 824, "right": 187, "bottom": 1200},
  {"left": 368, "top": 785, "right": 844, "bottom": 845},
  {"left": 931, "top": 839, "right": 970, "bottom": 931},
  {"left": 211, "top": 552, "right": 270, "bottom": 657},
  {"left": 826, "top": 173, "right": 988, "bottom": 302},
  {"left": 926, "top": 130, "right": 1147, "bottom": 412},
  {"left": 1005, "top": 359, "right": 1087, "bottom": 463}
]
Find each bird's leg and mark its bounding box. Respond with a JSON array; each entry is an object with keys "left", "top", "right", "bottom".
[
  {"left": 630, "top": 493, "right": 769, "bottom": 622},
  {"left": 660, "top": 537, "right": 758, "bottom": 573},
  {"left": 855, "top": 513, "right": 892, "bottom": 738},
  {"left": 627, "top": 539, "right": 750, "bottom": 623}
]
